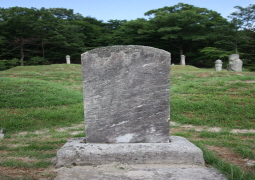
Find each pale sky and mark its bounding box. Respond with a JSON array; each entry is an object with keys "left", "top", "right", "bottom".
[{"left": 1, "top": 0, "right": 255, "bottom": 22}]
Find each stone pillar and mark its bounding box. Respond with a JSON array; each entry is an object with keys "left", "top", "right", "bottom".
[
  {"left": 66, "top": 55, "right": 70, "bottom": 64},
  {"left": 215, "top": 59, "right": 223, "bottom": 71},
  {"left": 227, "top": 54, "right": 243, "bottom": 72},
  {"left": 180, "top": 55, "right": 185, "bottom": 65}
]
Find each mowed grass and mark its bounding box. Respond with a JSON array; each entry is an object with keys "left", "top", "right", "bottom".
[
  {"left": 171, "top": 67, "right": 255, "bottom": 129},
  {"left": 0, "top": 64, "right": 254, "bottom": 179},
  {"left": 171, "top": 65, "right": 255, "bottom": 180}
]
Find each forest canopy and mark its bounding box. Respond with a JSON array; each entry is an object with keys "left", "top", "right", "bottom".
[{"left": 0, "top": 3, "right": 255, "bottom": 70}]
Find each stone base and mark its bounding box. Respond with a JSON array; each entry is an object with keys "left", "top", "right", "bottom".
[
  {"left": 56, "top": 136, "right": 204, "bottom": 168},
  {"left": 54, "top": 164, "right": 227, "bottom": 180}
]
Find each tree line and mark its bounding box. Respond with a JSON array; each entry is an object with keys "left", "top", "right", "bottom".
[{"left": 0, "top": 3, "right": 255, "bottom": 70}]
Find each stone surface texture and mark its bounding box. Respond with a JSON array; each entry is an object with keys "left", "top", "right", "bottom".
[
  {"left": 81, "top": 45, "right": 170, "bottom": 143},
  {"left": 56, "top": 136, "right": 204, "bottom": 168},
  {"left": 54, "top": 164, "right": 227, "bottom": 180},
  {"left": 227, "top": 54, "right": 243, "bottom": 72}
]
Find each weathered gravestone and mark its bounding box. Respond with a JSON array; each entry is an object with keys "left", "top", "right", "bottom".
[
  {"left": 56, "top": 45, "right": 205, "bottom": 168},
  {"left": 82, "top": 45, "right": 170, "bottom": 143},
  {"left": 227, "top": 54, "right": 243, "bottom": 72},
  {"left": 55, "top": 45, "right": 227, "bottom": 179}
]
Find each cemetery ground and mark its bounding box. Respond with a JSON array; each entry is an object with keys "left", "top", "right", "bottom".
[{"left": 0, "top": 64, "right": 254, "bottom": 180}]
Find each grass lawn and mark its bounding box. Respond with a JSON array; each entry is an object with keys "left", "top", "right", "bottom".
[{"left": 0, "top": 64, "right": 255, "bottom": 179}]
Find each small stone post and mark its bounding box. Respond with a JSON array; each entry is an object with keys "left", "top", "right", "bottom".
[
  {"left": 180, "top": 55, "right": 185, "bottom": 65},
  {"left": 215, "top": 59, "right": 223, "bottom": 71},
  {"left": 0, "top": 128, "right": 4, "bottom": 139},
  {"left": 66, "top": 55, "right": 70, "bottom": 64}
]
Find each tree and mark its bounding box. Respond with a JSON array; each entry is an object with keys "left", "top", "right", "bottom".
[
  {"left": 112, "top": 18, "right": 165, "bottom": 48},
  {"left": 229, "top": 4, "right": 255, "bottom": 31},
  {"left": 0, "top": 7, "right": 87, "bottom": 65},
  {"left": 143, "top": 3, "right": 228, "bottom": 63},
  {"left": 0, "top": 7, "right": 42, "bottom": 65},
  {"left": 228, "top": 4, "right": 255, "bottom": 64}
]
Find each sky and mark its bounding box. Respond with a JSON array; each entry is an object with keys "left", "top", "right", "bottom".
[{"left": 1, "top": 0, "right": 255, "bottom": 22}]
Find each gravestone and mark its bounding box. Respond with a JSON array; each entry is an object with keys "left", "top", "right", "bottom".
[
  {"left": 55, "top": 45, "right": 227, "bottom": 179},
  {"left": 215, "top": 59, "right": 223, "bottom": 71},
  {"left": 81, "top": 45, "right": 170, "bottom": 143},
  {"left": 180, "top": 55, "right": 185, "bottom": 65},
  {"left": 227, "top": 54, "right": 243, "bottom": 72},
  {"left": 56, "top": 46, "right": 204, "bottom": 168},
  {"left": 66, "top": 55, "right": 70, "bottom": 64}
]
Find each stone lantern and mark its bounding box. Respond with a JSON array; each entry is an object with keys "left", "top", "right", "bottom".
[
  {"left": 215, "top": 59, "right": 223, "bottom": 71},
  {"left": 66, "top": 55, "right": 70, "bottom": 64}
]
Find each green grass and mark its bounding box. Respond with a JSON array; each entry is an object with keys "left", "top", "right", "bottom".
[
  {"left": 195, "top": 143, "right": 255, "bottom": 180},
  {"left": 0, "top": 77, "right": 83, "bottom": 108},
  {"left": 0, "top": 64, "right": 254, "bottom": 179},
  {"left": 171, "top": 68, "right": 255, "bottom": 129}
]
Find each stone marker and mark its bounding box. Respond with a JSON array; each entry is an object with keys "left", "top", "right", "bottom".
[
  {"left": 66, "top": 55, "right": 70, "bottom": 64},
  {"left": 180, "top": 55, "right": 185, "bottom": 65},
  {"left": 215, "top": 59, "right": 223, "bottom": 71},
  {"left": 227, "top": 54, "right": 243, "bottom": 72},
  {"left": 0, "top": 128, "right": 4, "bottom": 139},
  {"left": 55, "top": 45, "right": 227, "bottom": 179},
  {"left": 81, "top": 45, "right": 170, "bottom": 143}
]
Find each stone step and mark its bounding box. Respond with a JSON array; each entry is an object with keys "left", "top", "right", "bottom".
[{"left": 54, "top": 164, "right": 227, "bottom": 180}]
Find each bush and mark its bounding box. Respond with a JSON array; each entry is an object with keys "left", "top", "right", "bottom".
[
  {"left": 245, "top": 63, "right": 255, "bottom": 71},
  {"left": 0, "top": 60, "right": 7, "bottom": 70},
  {"left": 0, "top": 58, "right": 19, "bottom": 70},
  {"left": 26, "top": 56, "right": 50, "bottom": 65}
]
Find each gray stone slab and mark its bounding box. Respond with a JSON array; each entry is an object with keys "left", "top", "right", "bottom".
[
  {"left": 54, "top": 164, "right": 227, "bottom": 180},
  {"left": 81, "top": 45, "right": 170, "bottom": 143},
  {"left": 56, "top": 136, "right": 204, "bottom": 168}
]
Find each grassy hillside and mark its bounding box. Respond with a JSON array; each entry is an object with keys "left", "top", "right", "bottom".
[{"left": 0, "top": 64, "right": 254, "bottom": 179}]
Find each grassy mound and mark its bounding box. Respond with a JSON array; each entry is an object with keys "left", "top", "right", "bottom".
[
  {"left": 171, "top": 65, "right": 208, "bottom": 72},
  {"left": 0, "top": 77, "right": 83, "bottom": 108},
  {"left": 5, "top": 64, "right": 81, "bottom": 72}
]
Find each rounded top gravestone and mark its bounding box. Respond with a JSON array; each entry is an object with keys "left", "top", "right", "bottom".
[{"left": 81, "top": 45, "right": 171, "bottom": 143}]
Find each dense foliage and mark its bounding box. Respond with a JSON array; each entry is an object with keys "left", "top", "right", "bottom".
[{"left": 0, "top": 3, "right": 255, "bottom": 69}]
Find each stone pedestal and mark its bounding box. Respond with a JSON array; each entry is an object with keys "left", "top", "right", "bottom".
[{"left": 56, "top": 136, "right": 204, "bottom": 167}]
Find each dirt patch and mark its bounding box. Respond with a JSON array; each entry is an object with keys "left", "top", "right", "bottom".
[
  {"left": 170, "top": 121, "right": 255, "bottom": 134},
  {"left": 206, "top": 145, "right": 255, "bottom": 173},
  {"left": 55, "top": 124, "right": 84, "bottom": 132},
  {"left": 195, "top": 73, "right": 214, "bottom": 78},
  {"left": 246, "top": 80, "right": 255, "bottom": 83},
  {"left": 0, "top": 166, "right": 57, "bottom": 180}
]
